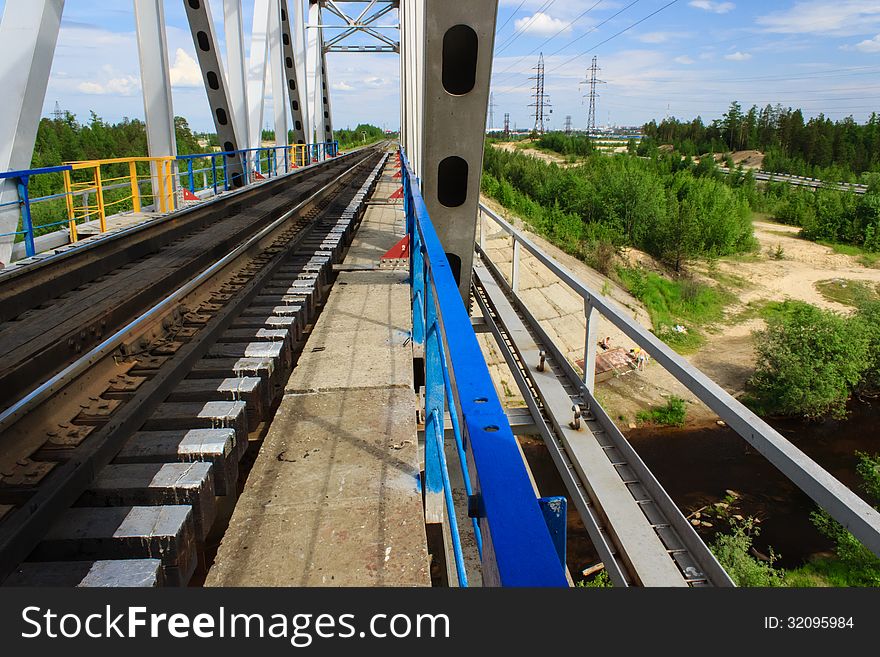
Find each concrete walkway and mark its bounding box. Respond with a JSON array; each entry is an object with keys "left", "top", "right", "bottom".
[{"left": 206, "top": 160, "right": 430, "bottom": 587}]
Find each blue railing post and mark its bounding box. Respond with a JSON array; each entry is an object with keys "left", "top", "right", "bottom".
[
  {"left": 211, "top": 156, "right": 218, "bottom": 195},
  {"left": 399, "top": 146, "right": 568, "bottom": 587},
  {"left": 187, "top": 160, "right": 195, "bottom": 193},
  {"left": 223, "top": 155, "right": 229, "bottom": 191},
  {"left": 16, "top": 176, "right": 36, "bottom": 258}
]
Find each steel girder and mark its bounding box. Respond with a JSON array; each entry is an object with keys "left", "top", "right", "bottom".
[
  {"left": 183, "top": 0, "right": 246, "bottom": 188},
  {"left": 0, "top": 0, "right": 65, "bottom": 266},
  {"left": 419, "top": 0, "right": 498, "bottom": 301}
]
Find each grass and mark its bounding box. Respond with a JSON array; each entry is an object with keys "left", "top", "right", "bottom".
[
  {"left": 617, "top": 267, "right": 734, "bottom": 353},
  {"left": 636, "top": 395, "right": 687, "bottom": 427},
  {"left": 817, "top": 240, "right": 880, "bottom": 268},
  {"left": 815, "top": 278, "right": 880, "bottom": 307}
]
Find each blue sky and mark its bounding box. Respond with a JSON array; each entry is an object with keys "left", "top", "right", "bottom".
[{"left": 2, "top": 1, "right": 880, "bottom": 133}]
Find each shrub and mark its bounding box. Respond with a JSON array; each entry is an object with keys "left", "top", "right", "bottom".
[
  {"left": 747, "top": 301, "right": 870, "bottom": 419},
  {"left": 711, "top": 517, "right": 786, "bottom": 587},
  {"left": 805, "top": 453, "right": 880, "bottom": 586},
  {"left": 636, "top": 395, "right": 687, "bottom": 427}
]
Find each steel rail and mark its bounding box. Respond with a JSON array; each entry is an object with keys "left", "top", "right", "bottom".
[
  {"left": 0, "top": 150, "right": 381, "bottom": 579},
  {"left": 478, "top": 202, "right": 880, "bottom": 558},
  {"left": 0, "top": 151, "right": 374, "bottom": 434}
]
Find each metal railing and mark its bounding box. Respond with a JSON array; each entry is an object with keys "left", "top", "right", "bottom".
[
  {"left": 401, "top": 148, "right": 568, "bottom": 587},
  {"left": 478, "top": 201, "right": 880, "bottom": 558},
  {"left": 0, "top": 141, "right": 341, "bottom": 262},
  {"left": 176, "top": 142, "right": 340, "bottom": 196},
  {"left": 63, "top": 156, "right": 176, "bottom": 240},
  {"left": 0, "top": 165, "right": 73, "bottom": 257}
]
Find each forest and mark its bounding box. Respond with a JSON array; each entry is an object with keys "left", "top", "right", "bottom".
[
  {"left": 482, "top": 143, "right": 755, "bottom": 273},
  {"left": 21, "top": 113, "right": 385, "bottom": 237},
  {"left": 641, "top": 102, "right": 880, "bottom": 181}
]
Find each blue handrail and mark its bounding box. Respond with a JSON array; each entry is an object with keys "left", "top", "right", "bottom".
[
  {"left": 0, "top": 165, "right": 73, "bottom": 257},
  {"left": 401, "top": 147, "right": 568, "bottom": 587}
]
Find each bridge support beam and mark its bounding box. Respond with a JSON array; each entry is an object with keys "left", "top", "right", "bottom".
[
  {"left": 184, "top": 0, "right": 245, "bottom": 188},
  {"left": 419, "top": 0, "right": 498, "bottom": 301},
  {"left": 293, "top": 0, "right": 312, "bottom": 145},
  {"left": 0, "top": 0, "right": 64, "bottom": 266},
  {"left": 247, "top": 0, "right": 271, "bottom": 161},
  {"left": 134, "top": 0, "right": 179, "bottom": 208},
  {"left": 280, "top": 1, "right": 307, "bottom": 146},
  {"left": 268, "top": 0, "right": 289, "bottom": 166},
  {"left": 307, "top": 1, "right": 333, "bottom": 148},
  {"left": 223, "top": 0, "right": 250, "bottom": 158}
]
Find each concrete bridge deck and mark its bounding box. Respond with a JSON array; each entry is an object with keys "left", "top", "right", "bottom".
[{"left": 205, "top": 160, "right": 430, "bottom": 587}]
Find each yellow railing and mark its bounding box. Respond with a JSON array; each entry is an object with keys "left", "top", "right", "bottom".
[{"left": 62, "top": 156, "right": 175, "bottom": 242}]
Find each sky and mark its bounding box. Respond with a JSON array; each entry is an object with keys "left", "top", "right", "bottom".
[{"left": 2, "top": 0, "right": 880, "bottom": 134}]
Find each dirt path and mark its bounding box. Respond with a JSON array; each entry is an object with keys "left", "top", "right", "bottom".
[
  {"left": 492, "top": 141, "right": 580, "bottom": 167},
  {"left": 477, "top": 201, "right": 880, "bottom": 428}
]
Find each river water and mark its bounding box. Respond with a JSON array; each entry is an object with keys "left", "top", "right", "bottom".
[{"left": 626, "top": 399, "right": 879, "bottom": 569}]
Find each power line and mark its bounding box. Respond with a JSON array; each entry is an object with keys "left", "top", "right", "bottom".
[
  {"left": 495, "top": 0, "right": 558, "bottom": 55},
  {"left": 495, "top": 0, "right": 529, "bottom": 34},
  {"left": 493, "top": 1, "right": 604, "bottom": 79},
  {"left": 500, "top": 0, "right": 679, "bottom": 98},
  {"left": 493, "top": 0, "right": 642, "bottom": 95},
  {"left": 550, "top": 0, "right": 680, "bottom": 76}
]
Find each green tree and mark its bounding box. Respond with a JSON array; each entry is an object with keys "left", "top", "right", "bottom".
[{"left": 747, "top": 301, "right": 870, "bottom": 419}]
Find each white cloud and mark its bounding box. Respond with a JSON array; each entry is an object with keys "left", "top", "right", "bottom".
[
  {"left": 689, "top": 1, "right": 735, "bottom": 14},
  {"left": 332, "top": 81, "right": 354, "bottom": 91},
  {"left": 757, "top": 1, "right": 880, "bottom": 36},
  {"left": 854, "top": 33, "right": 880, "bottom": 52},
  {"left": 514, "top": 12, "right": 571, "bottom": 37},
  {"left": 724, "top": 51, "right": 752, "bottom": 61},
  {"left": 169, "top": 48, "right": 202, "bottom": 88},
  {"left": 637, "top": 31, "right": 690, "bottom": 44},
  {"left": 76, "top": 67, "right": 140, "bottom": 96},
  {"left": 674, "top": 55, "right": 695, "bottom": 64}
]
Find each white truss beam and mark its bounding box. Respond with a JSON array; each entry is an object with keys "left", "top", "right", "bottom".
[
  {"left": 269, "top": 0, "right": 289, "bottom": 162},
  {"left": 134, "top": 0, "right": 178, "bottom": 211},
  {"left": 0, "top": 0, "right": 65, "bottom": 266},
  {"left": 419, "top": 0, "right": 498, "bottom": 301},
  {"left": 247, "top": 0, "right": 271, "bottom": 155},
  {"left": 224, "top": 0, "right": 250, "bottom": 152},
  {"left": 183, "top": 0, "right": 246, "bottom": 187},
  {"left": 280, "top": 0, "right": 307, "bottom": 145}
]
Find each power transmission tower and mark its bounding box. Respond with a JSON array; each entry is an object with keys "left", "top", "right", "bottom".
[
  {"left": 582, "top": 55, "right": 605, "bottom": 134},
  {"left": 503, "top": 112, "right": 510, "bottom": 137},
  {"left": 529, "top": 53, "right": 551, "bottom": 134},
  {"left": 52, "top": 101, "right": 64, "bottom": 121},
  {"left": 564, "top": 115, "right": 573, "bottom": 135},
  {"left": 489, "top": 92, "right": 496, "bottom": 131}
]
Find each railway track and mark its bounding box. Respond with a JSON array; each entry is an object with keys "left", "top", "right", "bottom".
[
  {"left": 0, "top": 146, "right": 388, "bottom": 586},
  {"left": 472, "top": 253, "right": 734, "bottom": 587}
]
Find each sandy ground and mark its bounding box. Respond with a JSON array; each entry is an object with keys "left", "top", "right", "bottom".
[
  {"left": 493, "top": 141, "right": 585, "bottom": 167},
  {"left": 477, "top": 199, "right": 880, "bottom": 429}
]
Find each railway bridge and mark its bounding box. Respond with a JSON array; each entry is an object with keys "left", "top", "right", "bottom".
[{"left": 0, "top": 1, "right": 878, "bottom": 588}]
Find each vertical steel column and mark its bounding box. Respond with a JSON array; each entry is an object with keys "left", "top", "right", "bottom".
[
  {"left": 318, "top": 35, "right": 334, "bottom": 145},
  {"left": 224, "top": 0, "right": 255, "bottom": 182},
  {"left": 420, "top": 0, "right": 499, "bottom": 301},
  {"left": 293, "top": 0, "right": 312, "bottom": 143},
  {"left": 268, "top": 0, "right": 289, "bottom": 170},
  {"left": 184, "top": 0, "right": 246, "bottom": 188},
  {"left": 583, "top": 302, "right": 598, "bottom": 394},
  {"left": 0, "top": 0, "right": 64, "bottom": 265},
  {"left": 280, "top": 0, "right": 307, "bottom": 145},
  {"left": 135, "top": 0, "right": 178, "bottom": 211},
  {"left": 307, "top": 0, "right": 333, "bottom": 148},
  {"left": 512, "top": 239, "right": 521, "bottom": 292},
  {"left": 413, "top": 0, "right": 425, "bottom": 177},
  {"left": 223, "top": 0, "right": 249, "bottom": 159},
  {"left": 247, "top": 0, "right": 271, "bottom": 161}
]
